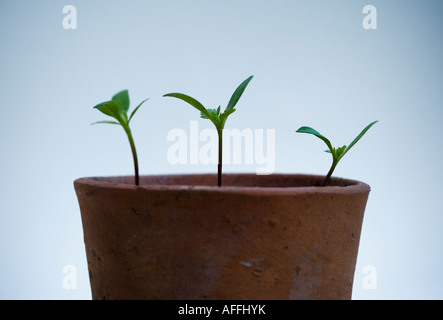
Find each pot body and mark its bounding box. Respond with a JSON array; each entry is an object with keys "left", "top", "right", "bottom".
[{"left": 74, "top": 174, "right": 370, "bottom": 300}]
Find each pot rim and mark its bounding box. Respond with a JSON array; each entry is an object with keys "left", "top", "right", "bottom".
[{"left": 74, "top": 173, "right": 370, "bottom": 196}]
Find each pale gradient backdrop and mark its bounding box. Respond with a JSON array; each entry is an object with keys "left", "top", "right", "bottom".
[{"left": 0, "top": 0, "right": 442, "bottom": 299}]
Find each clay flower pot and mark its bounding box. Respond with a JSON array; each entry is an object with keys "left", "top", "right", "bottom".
[{"left": 74, "top": 174, "right": 370, "bottom": 300}]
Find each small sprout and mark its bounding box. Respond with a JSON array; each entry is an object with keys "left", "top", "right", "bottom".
[
  {"left": 296, "top": 121, "right": 378, "bottom": 186},
  {"left": 164, "top": 75, "right": 254, "bottom": 186},
  {"left": 92, "top": 90, "right": 149, "bottom": 186}
]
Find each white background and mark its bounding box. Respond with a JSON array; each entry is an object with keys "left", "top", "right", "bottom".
[{"left": 0, "top": 0, "right": 442, "bottom": 299}]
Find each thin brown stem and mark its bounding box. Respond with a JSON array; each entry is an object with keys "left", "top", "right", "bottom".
[{"left": 218, "top": 128, "right": 223, "bottom": 187}]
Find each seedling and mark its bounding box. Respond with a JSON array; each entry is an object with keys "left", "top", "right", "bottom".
[
  {"left": 164, "top": 75, "right": 254, "bottom": 187},
  {"left": 296, "top": 121, "right": 378, "bottom": 186},
  {"left": 92, "top": 90, "right": 148, "bottom": 186}
]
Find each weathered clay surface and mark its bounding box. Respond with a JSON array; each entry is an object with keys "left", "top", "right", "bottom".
[{"left": 74, "top": 174, "right": 370, "bottom": 300}]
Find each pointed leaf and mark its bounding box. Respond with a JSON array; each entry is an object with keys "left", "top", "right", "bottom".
[
  {"left": 112, "top": 90, "right": 130, "bottom": 113},
  {"left": 164, "top": 92, "right": 216, "bottom": 124},
  {"left": 163, "top": 92, "right": 206, "bottom": 114},
  {"left": 93, "top": 100, "right": 126, "bottom": 125},
  {"left": 226, "top": 75, "right": 254, "bottom": 112},
  {"left": 296, "top": 126, "right": 334, "bottom": 154},
  {"left": 340, "top": 120, "right": 378, "bottom": 159},
  {"left": 129, "top": 98, "right": 149, "bottom": 123}
]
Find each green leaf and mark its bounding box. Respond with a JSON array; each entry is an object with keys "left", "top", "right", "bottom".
[
  {"left": 296, "top": 126, "right": 334, "bottom": 154},
  {"left": 129, "top": 98, "right": 149, "bottom": 123},
  {"left": 93, "top": 100, "right": 126, "bottom": 125},
  {"left": 340, "top": 120, "right": 378, "bottom": 160},
  {"left": 164, "top": 92, "right": 216, "bottom": 124},
  {"left": 91, "top": 120, "right": 120, "bottom": 125},
  {"left": 112, "top": 90, "right": 130, "bottom": 113},
  {"left": 226, "top": 75, "right": 254, "bottom": 112}
]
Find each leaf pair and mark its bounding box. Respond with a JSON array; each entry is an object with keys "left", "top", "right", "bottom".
[
  {"left": 296, "top": 121, "right": 378, "bottom": 186},
  {"left": 163, "top": 75, "right": 254, "bottom": 186},
  {"left": 93, "top": 90, "right": 148, "bottom": 130},
  {"left": 163, "top": 75, "right": 253, "bottom": 131}
]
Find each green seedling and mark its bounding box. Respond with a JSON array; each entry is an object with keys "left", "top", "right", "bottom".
[
  {"left": 164, "top": 75, "right": 254, "bottom": 187},
  {"left": 92, "top": 90, "right": 148, "bottom": 186},
  {"left": 296, "top": 120, "right": 378, "bottom": 186}
]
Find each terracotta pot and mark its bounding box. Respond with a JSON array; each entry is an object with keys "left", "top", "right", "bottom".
[{"left": 74, "top": 174, "right": 370, "bottom": 300}]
